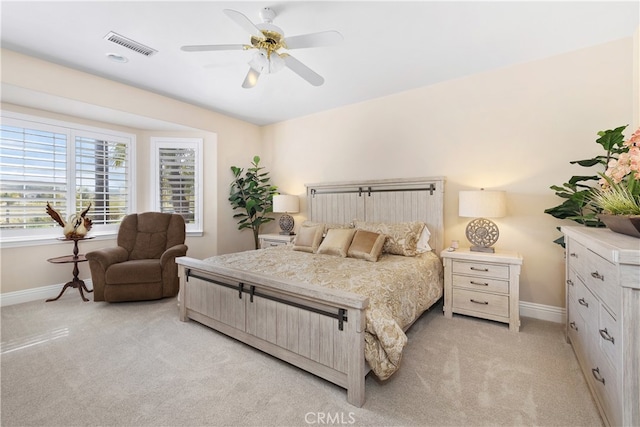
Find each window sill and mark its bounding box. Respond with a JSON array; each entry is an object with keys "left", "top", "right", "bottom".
[
  {"left": 2, "top": 229, "right": 203, "bottom": 249},
  {"left": 0, "top": 232, "right": 117, "bottom": 249}
]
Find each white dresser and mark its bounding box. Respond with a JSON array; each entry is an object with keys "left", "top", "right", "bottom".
[{"left": 562, "top": 226, "right": 639, "bottom": 427}]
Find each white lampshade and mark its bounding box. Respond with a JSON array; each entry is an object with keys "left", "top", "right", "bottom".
[
  {"left": 459, "top": 190, "right": 506, "bottom": 218},
  {"left": 272, "top": 195, "right": 299, "bottom": 213}
]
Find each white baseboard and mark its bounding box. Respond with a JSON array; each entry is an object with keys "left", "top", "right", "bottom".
[
  {"left": 1, "top": 282, "right": 566, "bottom": 324},
  {"left": 0, "top": 279, "right": 93, "bottom": 307},
  {"left": 520, "top": 301, "right": 565, "bottom": 324}
]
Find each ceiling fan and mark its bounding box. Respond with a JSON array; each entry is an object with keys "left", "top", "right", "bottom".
[{"left": 181, "top": 8, "right": 343, "bottom": 88}]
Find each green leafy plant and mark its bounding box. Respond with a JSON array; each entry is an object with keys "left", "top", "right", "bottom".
[
  {"left": 229, "top": 156, "right": 278, "bottom": 249},
  {"left": 544, "top": 125, "right": 629, "bottom": 246}
]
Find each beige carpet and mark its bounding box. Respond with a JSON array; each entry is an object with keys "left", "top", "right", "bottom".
[{"left": 1, "top": 293, "right": 602, "bottom": 426}]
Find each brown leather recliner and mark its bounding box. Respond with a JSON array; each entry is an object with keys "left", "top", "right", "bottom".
[{"left": 86, "top": 212, "right": 188, "bottom": 302}]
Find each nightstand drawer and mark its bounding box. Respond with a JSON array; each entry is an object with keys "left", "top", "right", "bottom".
[
  {"left": 452, "top": 288, "right": 509, "bottom": 318},
  {"left": 452, "top": 260, "right": 509, "bottom": 280},
  {"left": 261, "top": 239, "right": 288, "bottom": 248},
  {"left": 258, "top": 234, "right": 295, "bottom": 249},
  {"left": 452, "top": 274, "right": 509, "bottom": 294}
]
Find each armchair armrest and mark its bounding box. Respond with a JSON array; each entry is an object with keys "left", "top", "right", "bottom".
[
  {"left": 86, "top": 246, "right": 129, "bottom": 302},
  {"left": 160, "top": 244, "right": 188, "bottom": 266},
  {"left": 85, "top": 246, "right": 129, "bottom": 270}
]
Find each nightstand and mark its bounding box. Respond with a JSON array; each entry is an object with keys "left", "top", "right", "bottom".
[
  {"left": 441, "top": 248, "right": 523, "bottom": 332},
  {"left": 258, "top": 233, "right": 295, "bottom": 249}
]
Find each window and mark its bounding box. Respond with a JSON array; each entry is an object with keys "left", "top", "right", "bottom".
[
  {"left": 151, "top": 137, "right": 203, "bottom": 234},
  {"left": 0, "top": 112, "right": 135, "bottom": 244}
]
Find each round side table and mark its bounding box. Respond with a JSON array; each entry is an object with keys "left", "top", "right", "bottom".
[{"left": 46, "top": 236, "right": 94, "bottom": 302}]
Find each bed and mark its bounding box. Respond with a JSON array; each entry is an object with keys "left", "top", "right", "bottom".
[{"left": 176, "top": 177, "right": 445, "bottom": 406}]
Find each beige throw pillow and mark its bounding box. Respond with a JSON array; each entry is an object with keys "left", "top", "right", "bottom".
[
  {"left": 293, "top": 224, "right": 324, "bottom": 253},
  {"left": 347, "top": 230, "right": 386, "bottom": 262},
  {"left": 354, "top": 220, "right": 425, "bottom": 256},
  {"left": 317, "top": 228, "right": 356, "bottom": 257},
  {"left": 301, "top": 220, "right": 354, "bottom": 236}
]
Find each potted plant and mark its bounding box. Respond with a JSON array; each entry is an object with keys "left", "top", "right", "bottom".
[
  {"left": 228, "top": 156, "right": 278, "bottom": 249},
  {"left": 590, "top": 127, "right": 640, "bottom": 237},
  {"left": 545, "top": 126, "right": 631, "bottom": 245}
]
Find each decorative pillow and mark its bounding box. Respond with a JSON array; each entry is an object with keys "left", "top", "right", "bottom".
[
  {"left": 292, "top": 224, "right": 324, "bottom": 253},
  {"left": 301, "top": 220, "right": 353, "bottom": 236},
  {"left": 347, "top": 230, "right": 386, "bottom": 262},
  {"left": 416, "top": 225, "right": 432, "bottom": 252},
  {"left": 354, "top": 220, "right": 426, "bottom": 257},
  {"left": 317, "top": 228, "right": 357, "bottom": 257}
]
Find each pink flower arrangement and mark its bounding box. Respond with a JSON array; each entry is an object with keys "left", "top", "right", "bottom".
[
  {"left": 594, "top": 126, "right": 640, "bottom": 216},
  {"left": 601, "top": 127, "right": 640, "bottom": 185}
]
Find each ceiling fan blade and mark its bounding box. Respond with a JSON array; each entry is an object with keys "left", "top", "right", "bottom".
[
  {"left": 281, "top": 54, "right": 324, "bottom": 86},
  {"left": 224, "top": 9, "right": 264, "bottom": 39},
  {"left": 283, "top": 31, "right": 343, "bottom": 49},
  {"left": 181, "top": 44, "right": 246, "bottom": 52},
  {"left": 242, "top": 67, "right": 261, "bottom": 89}
]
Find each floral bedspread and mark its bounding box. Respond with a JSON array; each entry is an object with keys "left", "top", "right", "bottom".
[{"left": 203, "top": 246, "right": 443, "bottom": 380}]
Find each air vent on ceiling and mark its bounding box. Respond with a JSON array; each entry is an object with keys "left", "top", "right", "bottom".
[{"left": 104, "top": 31, "right": 157, "bottom": 57}]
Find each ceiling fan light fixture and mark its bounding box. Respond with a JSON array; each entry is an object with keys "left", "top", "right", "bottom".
[
  {"left": 269, "top": 53, "right": 285, "bottom": 73},
  {"left": 248, "top": 49, "right": 284, "bottom": 74},
  {"left": 248, "top": 49, "right": 269, "bottom": 73}
]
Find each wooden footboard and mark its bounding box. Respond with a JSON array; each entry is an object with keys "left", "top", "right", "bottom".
[{"left": 176, "top": 257, "right": 370, "bottom": 407}]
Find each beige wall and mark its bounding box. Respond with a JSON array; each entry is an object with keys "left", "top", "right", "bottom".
[
  {"left": 1, "top": 49, "right": 263, "bottom": 295},
  {"left": 261, "top": 37, "right": 635, "bottom": 308}
]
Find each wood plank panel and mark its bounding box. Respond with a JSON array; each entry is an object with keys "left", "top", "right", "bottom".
[
  {"left": 286, "top": 305, "right": 299, "bottom": 353},
  {"left": 185, "top": 277, "right": 245, "bottom": 330},
  {"left": 318, "top": 315, "right": 335, "bottom": 367},
  {"left": 297, "top": 309, "right": 311, "bottom": 359}
]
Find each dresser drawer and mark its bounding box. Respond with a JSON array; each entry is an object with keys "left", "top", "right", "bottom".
[
  {"left": 452, "top": 288, "right": 509, "bottom": 318},
  {"left": 566, "top": 238, "right": 588, "bottom": 276},
  {"left": 585, "top": 251, "right": 620, "bottom": 316},
  {"left": 567, "top": 296, "right": 587, "bottom": 361},
  {"left": 452, "top": 260, "right": 509, "bottom": 280},
  {"left": 589, "top": 351, "right": 621, "bottom": 427},
  {"left": 598, "top": 305, "right": 619, "bottom": 367},
  {"left": 574, "top": 277, "right": 598, "bottom": 326},
  {"left": 452, "top": 274, "right": 509, "bottom": 294}
]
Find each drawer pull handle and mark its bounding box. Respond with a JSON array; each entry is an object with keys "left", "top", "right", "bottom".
[
  {"left": 470, "top": 267, "right": 489, "bottom": 272},
  {"left": 566, "top": 279, "right": 574, "bottom": 287},
  {"left": 470, "top": 299, "right": 488, "bottom": 305},
  {"left": 599, "top": 328, "right": 615, "bottom": 344},
  {"left": 470, "top": 281, "right": 489, "bottom": 286},
  {"left": 591, "top": 367, "right": 605, "bottom": 385},
  {"left": 578, "top": 298, "right": 589, "bottom": 307},
  {"left": 569, "top": 321, "right": 578, "bottom": 331},
  {"left": 570, "top": 252, "right": 578, "bottom": 258},
  {"left": 590, "top": 271, "right": 604, "bottom": 281}
]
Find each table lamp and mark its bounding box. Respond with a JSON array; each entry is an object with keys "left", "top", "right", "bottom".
[
  {"left": 272, "top": 194, "right": 299, "bottom": 235},
  {"left": 459, "top": 189, "right": 506, "bottom": 253}
]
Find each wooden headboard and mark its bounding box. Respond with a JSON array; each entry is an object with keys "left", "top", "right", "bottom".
[{"left": 305, "top": 177, "right": 445, "bottom": 254}]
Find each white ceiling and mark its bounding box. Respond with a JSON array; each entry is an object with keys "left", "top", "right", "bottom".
[{"left": 1, "top": 1, "right": 639, "bottom": 127}]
